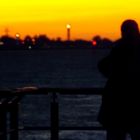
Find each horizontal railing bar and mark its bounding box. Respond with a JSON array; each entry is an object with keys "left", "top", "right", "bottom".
[
  {"left": 19, "top": 126, "right": 105, "bottom": 131},
  {"left": 0, "top": 87, "right": 103, "bottom": 95},
  {"left": 19, "top": 126, "right": 50, "bottom": 131},
  {"left": 59, "top": 126, "right": 105, "bottom": 131}
]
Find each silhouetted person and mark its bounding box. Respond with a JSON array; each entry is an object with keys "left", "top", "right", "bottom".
[{"left": 98, "top": 19, "right": 140, "bottom": 140}]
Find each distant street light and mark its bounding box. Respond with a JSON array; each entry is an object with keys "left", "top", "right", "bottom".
[
  {"left": 15, "top": 33, "right": 20, "bottom": 39},
  {"left": 66, "top": 24, "right": 71, "bottom": 41},
  {"left": 15, "top": 33, "right": 20, "bottom": 45}
]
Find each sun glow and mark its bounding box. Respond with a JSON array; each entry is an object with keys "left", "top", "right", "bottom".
[{"left": 0, "top": 0, "right": 140, "bottom": 40}]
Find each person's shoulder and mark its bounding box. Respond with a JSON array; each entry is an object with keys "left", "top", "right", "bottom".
[
  {"left": 113, "top": 38, "right": 123, "bottom": 47},
  {"left": 111, "top": 39, "right": 123, "bottom": 51}
]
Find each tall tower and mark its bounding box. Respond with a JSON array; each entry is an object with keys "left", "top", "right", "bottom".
[
  {"left": 66, "top": 24, "right": 71, "bottom": 41},
  {"left": 5, "top": 28, "right": 9, "bottom": 36}
]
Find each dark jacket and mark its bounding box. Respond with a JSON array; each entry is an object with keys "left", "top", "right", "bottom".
[{"left": 98, "top": 37, "right": 140, "bottom": 128}]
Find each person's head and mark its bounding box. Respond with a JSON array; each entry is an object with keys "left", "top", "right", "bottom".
[{"left": 121, "top": 19, "right": 139, "bottom": 39}]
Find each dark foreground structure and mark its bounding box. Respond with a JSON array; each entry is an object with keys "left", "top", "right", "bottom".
[{"left": 0, "top": 87, "right": 104, "bottom": 140}]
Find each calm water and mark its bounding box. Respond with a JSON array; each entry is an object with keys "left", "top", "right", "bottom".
[
  {"left": 0, "top": 48, "right": 110, "bottom": 88},
  {"left": 0, "top": 49, "right": 112, "bottom": 140}
]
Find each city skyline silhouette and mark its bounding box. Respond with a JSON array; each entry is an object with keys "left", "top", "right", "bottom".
[{"left": 0, "top": 0, "right": 140, "bottom": 40}]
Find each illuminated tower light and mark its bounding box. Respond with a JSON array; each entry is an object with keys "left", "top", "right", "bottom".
[
  {"left": 66, "top": 24, "right": 71, "bottom": 41},
  {"left": 66, "top": 24, "right": 71, "bottom": 29}
]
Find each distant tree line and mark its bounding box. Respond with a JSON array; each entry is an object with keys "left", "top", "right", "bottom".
[{"left": 0, "top": 34, "right": 113, "bottom": 50}]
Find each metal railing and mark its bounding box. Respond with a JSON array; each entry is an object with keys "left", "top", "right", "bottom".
[{"left": 0, "top": 87, "right": 104, "bottom": 140}]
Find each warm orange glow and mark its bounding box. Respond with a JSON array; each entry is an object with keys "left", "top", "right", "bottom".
[{"left": 0, "top": 0, "right": 140, "bottom": 40}]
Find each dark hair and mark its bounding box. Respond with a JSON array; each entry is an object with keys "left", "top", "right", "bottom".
[{"left": 121, "top": 19, "right": 139, "bottom": 39}]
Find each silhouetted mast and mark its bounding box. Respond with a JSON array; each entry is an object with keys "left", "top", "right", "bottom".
[{"left": 5, "top": 28, "right": 9, "bottom": 36}]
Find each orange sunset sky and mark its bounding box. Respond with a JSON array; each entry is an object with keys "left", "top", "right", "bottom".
[{"left": 0, "top": 0, "right": 140, "bottom": 40}]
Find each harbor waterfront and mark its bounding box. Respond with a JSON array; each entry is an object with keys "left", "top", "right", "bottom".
[{"left": 0, "top": 48, "right": 111, "bottom": 140}]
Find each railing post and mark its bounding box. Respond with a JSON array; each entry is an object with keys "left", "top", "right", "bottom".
[
  {"left": 9, "top": 100, "right": 19, "bottom": 140},
  {"left": 0, "top": 100, "right": 7, "bottom": 140},
  {"left": 51, "top": 92, "right": 59, "bottom": 140}
]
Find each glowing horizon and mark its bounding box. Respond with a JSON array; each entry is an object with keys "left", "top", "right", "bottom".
[{"left": 0, "top": 0, "right": 140, "bottom": 40}]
